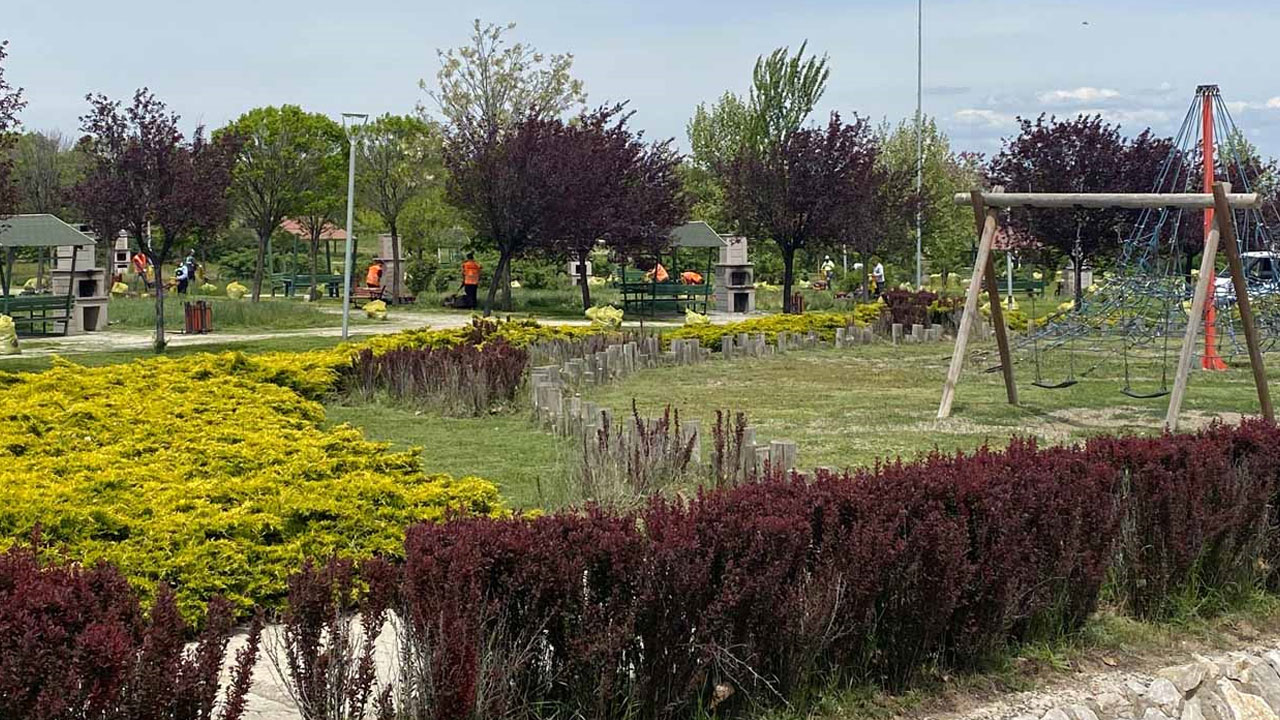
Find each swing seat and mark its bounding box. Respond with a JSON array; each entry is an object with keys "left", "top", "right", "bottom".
[
  {"left": 983, "top": 364, "right": 1004, "bottom": 374},
  {"left": 1120, "top": 386, "right": 1170, "bottom": 400},
  {"left": 1032, "top": 378, "right": 1078, "bottom": 390}
]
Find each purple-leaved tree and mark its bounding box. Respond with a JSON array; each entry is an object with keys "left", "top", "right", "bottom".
[
  {"left": 723, "top": 112, "right": 891, "bottom": 312},
  {"left": 533, "top": 104, "right": 688, "bottom": 309},
  {"left": 0, "top": 40, "right": 27, "bottom": 220},
  {"left": 988, "top": 114, "right": 1172, "bottom": 307},
  {"left": 74, "top": 89, "right": 238, "bottom": 352}
]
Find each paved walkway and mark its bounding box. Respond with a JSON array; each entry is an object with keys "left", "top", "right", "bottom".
[{"left": 1, "top": 309, "right": 694, "bottom": 360}]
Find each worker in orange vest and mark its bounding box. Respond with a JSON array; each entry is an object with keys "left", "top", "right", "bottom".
[
  {"left": 366, "top": 259, "right": 385, "bottom": 290},
  {"left": 131, "top": 252, "right": 151, "bottom": 291},
  {"left": 461, "top": 253, "right": 482, "bottom": 309}
]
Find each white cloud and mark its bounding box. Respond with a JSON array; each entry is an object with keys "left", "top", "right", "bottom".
[
  {"left": 1223, "top": 98, "right": 1280, "bottom": 112},
  {"left": 1038, "top": 87, "right": 1122, "bottom": 104},
  {"left": 953, "top": 109, "right": 1014, "bottom": 127},
  {"left": 1101, "top": 109, "right": 1172, "bottom": 126}
]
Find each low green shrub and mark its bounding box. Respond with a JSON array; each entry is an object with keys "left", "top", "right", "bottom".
[{"left": 664, "top": 307, "right": 885, "bottom": 349}]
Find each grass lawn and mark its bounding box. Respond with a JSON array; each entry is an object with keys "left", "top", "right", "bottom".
[
  {"left": 106, "top": 296, "right": 352, "bottom": 331},
  {"left": 580, "top": 340, "right": 1278, "bottom": 471},
  {"left": 324, "top": 403, "right": 569, "bottom": 509}
]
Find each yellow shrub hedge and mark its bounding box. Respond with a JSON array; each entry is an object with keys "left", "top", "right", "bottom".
[
  {"left": 663, "top": 306, "right": 885, "bottom": 349},
  {"left": 0, "top": 352, "right": 503, "bottom": 619}
]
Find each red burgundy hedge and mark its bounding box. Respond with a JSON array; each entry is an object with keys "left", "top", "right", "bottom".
[{"left": 387, "top": 421, "right": 1280, "bottom": 718}]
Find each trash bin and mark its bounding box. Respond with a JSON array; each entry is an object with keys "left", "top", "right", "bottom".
[{"left": 183, "top": 301, "right": 213, "bottom": 334}]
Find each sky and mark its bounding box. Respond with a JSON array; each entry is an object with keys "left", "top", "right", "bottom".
[{"left": 6, "top": 0, "right": 1280, "bottom": 159}]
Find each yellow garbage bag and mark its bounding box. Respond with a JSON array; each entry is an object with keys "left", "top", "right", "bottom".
[
  {"left": 365, "top": 300, "right": 388, "bottom": 320},
  {"left": 0, "top": 315, "right": 19, "bottom": 355},
  {"left": 225, "top": 282, "right": 248, "bottom": 300}
]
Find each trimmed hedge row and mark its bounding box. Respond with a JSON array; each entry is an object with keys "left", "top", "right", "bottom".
[
  {"left": 6, "top": 421, "right": 1279, "bottom": 719},
  {"left": 383, "top": 421, "right": 1280, "bottom": 719}
]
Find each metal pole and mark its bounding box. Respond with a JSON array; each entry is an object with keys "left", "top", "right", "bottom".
[
  {"left": 1006, "top": 251, "right": 1014, "bottom": 306},
  {"left": 914, "top": 0, "right": 924, "bottom": 289},
  {"left": 340, "top": 113, "right": 366, "bottom": 340}
]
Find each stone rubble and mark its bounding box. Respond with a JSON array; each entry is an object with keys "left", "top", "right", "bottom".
[{"left": 950, "top": 647, "right": 1280, "bottom": 720}]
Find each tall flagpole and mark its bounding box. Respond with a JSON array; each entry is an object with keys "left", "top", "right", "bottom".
[{"left": 915, "top": 0, "right": 924, "bottom": 289}]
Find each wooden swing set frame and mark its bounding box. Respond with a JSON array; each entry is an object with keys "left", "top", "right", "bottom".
[{"left": 937, "top": 182, "right": 1273, "bottom": 431}]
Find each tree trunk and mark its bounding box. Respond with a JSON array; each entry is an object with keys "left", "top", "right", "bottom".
[
  {"left": 484, "top": 252, "right": 511, "bottom": 318},
  {"left": 501, "top": 262, "right": 512, "bottom": 311},
  {"left": 153, "top": 260, "right": 166, "bottom": 354},
  {"left": 308, "top": 237, "right": 321, "bottom": 302},
  {"left": 390, "top": 222, "right": 402, "bottom": 305},
  {"left": 251, "top": 230, "right": 267, "bottom": 302},
  {"left": 781, "top": 246, "right": 796, "bottom": 314},
  {"left": 578, "top": 250, "right": 592, "bottom": 310},
  {"left": 1073, "top": 253, "right": 1084, "bottom": 310}
]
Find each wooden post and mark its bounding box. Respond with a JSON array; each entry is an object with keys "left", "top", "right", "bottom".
[
  {"left": 1213, "top": 181, "right": 1273, "bottom": 422},
  {"left": 1165, "top": 224, "right": 1223, "bottom": 431},
  {"left": 938, "top": 189, "right": 1007, "bottom": 418},
  {"left": 976, "top": 190, "right": 1017, "bottom": 407}
]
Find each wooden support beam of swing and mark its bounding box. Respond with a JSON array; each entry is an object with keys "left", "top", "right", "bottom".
[
  {"left": 1213, "top": 181, "right": 1274, "bottom": 423},
  {"left": 953, "top": 192, "right": 1261, "bottom": 210},
  {"left": 938, "top": 188, "right": 1016, "bottom": 419},
  {"left": 1165, "top": 223, "right": 1222, "bottom": 431}
]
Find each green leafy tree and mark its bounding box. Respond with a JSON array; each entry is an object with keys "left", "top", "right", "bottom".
[
  {"left": 745, "top": 42, "right": 830, "bottom": 154},
  {"left": 878, "top": 117, "right": 982, "bottom": 288},
  {"left": 357, "top": 114, "right": 443, "bottom": 303},
  {"left": 12, "top": 130, "right": 82, "bottom": 217},
  {"left": 685, "top": 92, "right": 751, "bottom": 227},
  {"left": 424, "top": 19, "right": 586, "bottom": 143},
  {"left": 217, "top": 106, "right": 344, "bottom": 301},
  {"left": 293, "top": 135, "right": 345, "bottom": 301},
  {"left": 426, "top": 19, "right": 586, "bottom": 311}
]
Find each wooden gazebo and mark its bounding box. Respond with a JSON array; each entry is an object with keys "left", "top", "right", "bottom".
[{"left": 0, "top": 214, "right": 99, "bottom": 335}]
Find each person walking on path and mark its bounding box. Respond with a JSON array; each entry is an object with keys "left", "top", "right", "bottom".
[{"left": 461, "top": 253, "right": 482, "bottom": 309}]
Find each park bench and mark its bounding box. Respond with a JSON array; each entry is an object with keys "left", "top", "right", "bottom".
[
  {"left": 1009, "top": 278, "right": 1047, "bottom": 297},
  {"left": 287, "top": 273, "right": 344, "bottom": 298},
  {"left": 618, "top": 270, "right": 713, "bottom": 316},
  {"left": 350, "top": 286, "right": 385, "bottom": 306},
  {"left": 1, "top": 293, "right": 74, "bottom": 336},
  {"left": 268, "top": 273, "right": 290, "bottom": 297}
]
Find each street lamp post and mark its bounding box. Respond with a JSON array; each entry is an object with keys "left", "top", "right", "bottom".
[
  {"left": 915, "top": 0, "right": 924, "bottom": 289},
  {"left": 340, "top": 112, "right": 368, "bottom": 341}
]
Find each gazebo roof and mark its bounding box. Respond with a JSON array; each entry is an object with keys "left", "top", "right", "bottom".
[
  {"left": 670, "top": 221, "right": 726, "bottom": 249},
  {"left": 279, "top": 218, "right": 348, "bottom": 241},
  {"left": 0, "top": 214, "right": 97, "bottom": 248}
]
